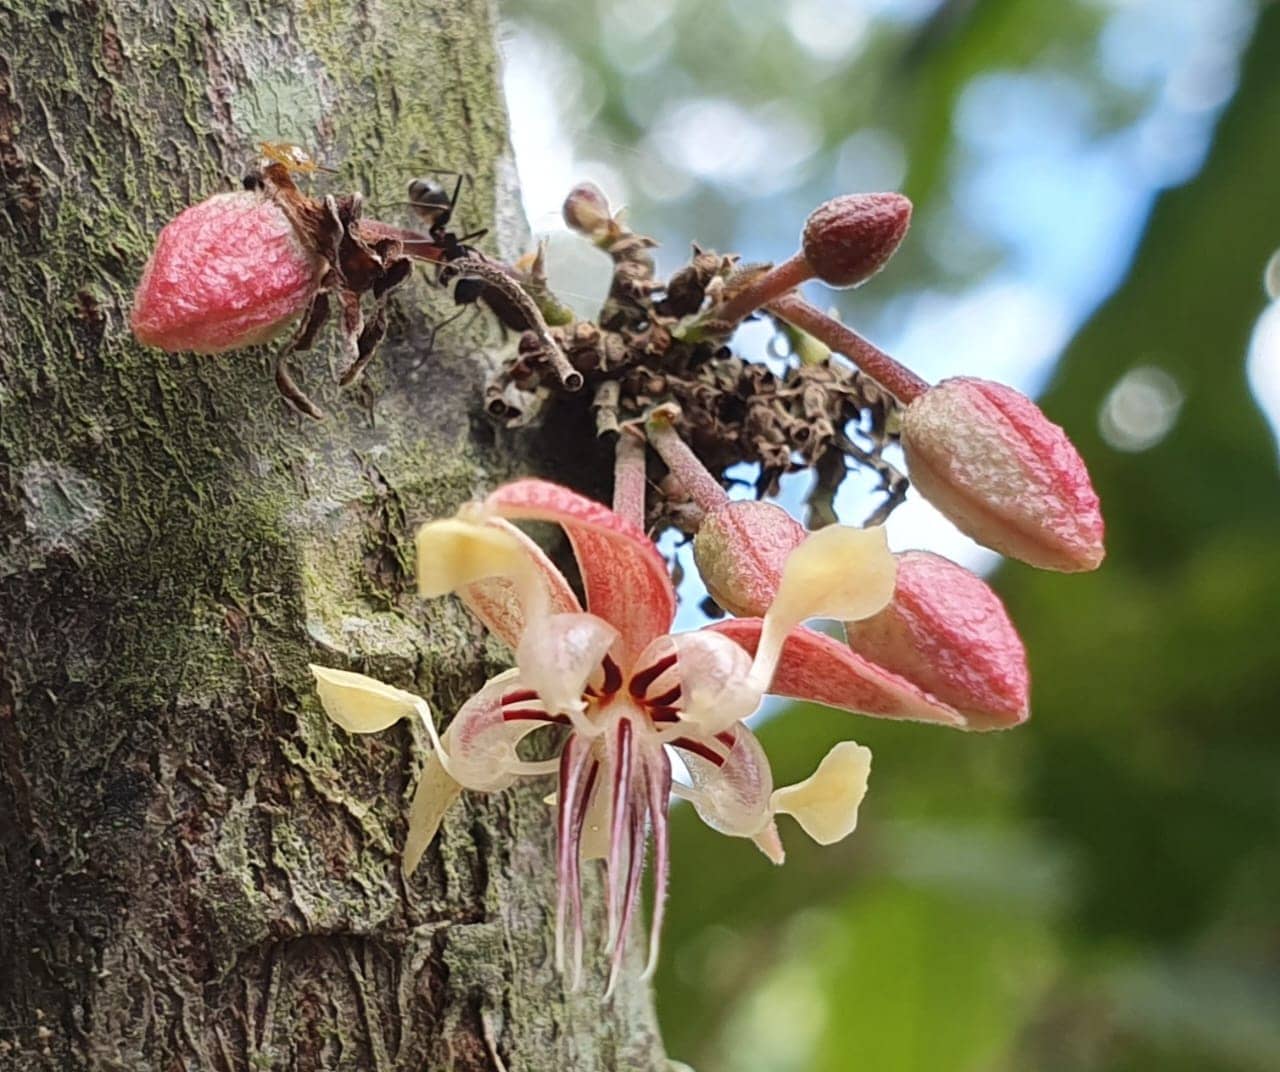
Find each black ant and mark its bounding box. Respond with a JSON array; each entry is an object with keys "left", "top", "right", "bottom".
[{"left": 398, "top": 171, "right": 536, "bottom": 337}]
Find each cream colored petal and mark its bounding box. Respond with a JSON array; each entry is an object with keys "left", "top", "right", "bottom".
[
  {"left": 416, "top": 517, "right": 543, "bottom": 610},
  {"left": 771, "top": 741, "right": 872, "bottom": 845},
  {"left": 678, "top": 723, "right": 774, "bottom": 839},
  {"left": 751, "top": 820, "right": 786, "bottom": 865},
  {"left": 516, "top": 612, "right": 619, "bottom": 721},
  {"left": 437, "top": 670, "right": 546, "bottom": 792},
  {"left": 639, "top": 631, "right": 759, "bottom": 736},
  {"left": 749, "top": 525, "right": 897, "bottom": 693},
  {"left": 310, "top": 665, "right": 423, "bottom": 734},
  {"left": 402, "top": 750, "right": 464, "bottom": 877}
]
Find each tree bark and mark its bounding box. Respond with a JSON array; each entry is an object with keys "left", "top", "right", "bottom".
[{"left": 0, "top": 1, "right": 666, "bottom": 1068}]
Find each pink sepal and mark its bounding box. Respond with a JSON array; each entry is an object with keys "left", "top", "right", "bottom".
[
  {"left": 709, "top": 619, "right": 964, "bottom": 727},
  {"left": 458, "top": 518, "right": 582, "bottom": 650},
  {"left": 487, "top": 480, "right": 677, "bottom": 660}
]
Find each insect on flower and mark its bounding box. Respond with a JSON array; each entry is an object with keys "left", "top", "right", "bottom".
[
  {"left": 131, "top": 145, "right": 447, "bottom": 418},
  {"left": 312, "top": 466, "right": 980, "bottom": 992},
  {"left": 256, "top": 140, "right": 336, "bottom": 177},
  {"left": 397, "top": 171, "right": 575, "bottom": 354}
]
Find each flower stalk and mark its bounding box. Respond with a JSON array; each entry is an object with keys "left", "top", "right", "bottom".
[{"left": 768, "top": 292, "right": 928, "bottom": 403}]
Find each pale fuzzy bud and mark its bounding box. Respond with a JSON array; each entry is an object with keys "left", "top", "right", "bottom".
[
  {"left": 801, "top": 192, "right": 912, "bottom": 288},
  {"left": 562, "top": 182, "right": 614, "bottom": 238},
  {"left": 901, "top": 377, "right": 1105, "bottom": 572},
  {"left": 131, "top": 191, "right": 322, "bottom": 353},
  {"left": 692, "top": 500, "right": 806, "bottom": 617},
  {"left": 844, "top": 551, "right": 1029, "bottom": 730}
]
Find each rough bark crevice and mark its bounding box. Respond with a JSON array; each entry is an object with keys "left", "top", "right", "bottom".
[{"left": 0, "top": 1, "right": 666, "bottom": 1068}]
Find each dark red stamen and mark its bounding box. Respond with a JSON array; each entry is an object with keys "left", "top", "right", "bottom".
[
  {"left": 502, "top": 708, "right": 569, "bottom": 724},
  {"left": 646, "top": 684, "right": 681, "bottom": 708},
  {"left": 629, "top": 652, "right": 678, "bottom": 698},
  {"left": 502, "top": 688, "right": 539, "bottom": 706},
  {"left": 649, "top": 707, "right": 680, "bottom": 723},
  {"left": 601, "top": 655, "right": 624, "bottom": 697},
  {"left": 671, "top": 736, "right": 726, "bottom": 766}
]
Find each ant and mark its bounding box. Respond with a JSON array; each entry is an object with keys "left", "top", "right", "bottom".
[
  {"left": 397, "top": 171, "right": 582, "bottom": 390},
  {"left": 397, "top": 170, "right": 534, "bottom": 336}
]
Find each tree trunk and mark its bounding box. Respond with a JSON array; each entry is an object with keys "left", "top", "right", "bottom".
[{"left": 0, "top": 1, "right": 667, "bottom": 1068}]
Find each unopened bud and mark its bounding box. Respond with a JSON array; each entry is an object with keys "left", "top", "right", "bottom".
[
  {"left": 901, "top": 377, "right": 1105, "bottom": 572},
  {"left": 844, "top": 551, "right": 1029, "bottom": 730},
  {"left": 802, "top": 192, "right": 912, "bottom": 288},
  {"left": 562, "top": 182, "right": 614, "bottom": 239},
  {"left": 693, "top": 501, "right": 806, "bottom": 617},
  {"left": 131, "top": 191, "right": 322, "bottom": 353}
]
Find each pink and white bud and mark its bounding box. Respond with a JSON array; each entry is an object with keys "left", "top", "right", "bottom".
[
  {"left": 901, "top": 377, "right": 1105, "bottom": 572},
  {"left": 131, "top": 191, "right": 322, "bottom": 353},
  {"left": 562, "top": 181, "right": 615, "bottom": 239},
  {"left": 844, "top": 551, "right": 1029, "bottom": 730},
  {"left": 692, "top": 500, "right": 806, "bottom": 617},
  {"left": 802, "top": 192, "right": 912, "bottom": 288}
]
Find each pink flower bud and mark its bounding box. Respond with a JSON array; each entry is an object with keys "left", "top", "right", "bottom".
[
  {"left": 802, "top": 193, "right": 912, "bottom": 288},
  {"left": 844, "top": 551, "right": 1029, "bottom": 730},
  {"left": 693, "top": 501, "right": 806, "bottom": 617},
  {"left": 562, "top": 181, "right": 614, "bottom": 239},
  {"left": 901, "top": 377, "right": 1105, "bottom": 572},
  {"left": 131, "top": 191, "right": 322, "bottom": 354}
]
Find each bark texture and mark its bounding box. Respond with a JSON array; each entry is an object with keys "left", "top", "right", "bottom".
[{"left": 0, "top": 1, "right": 666, "bottom": 1068}]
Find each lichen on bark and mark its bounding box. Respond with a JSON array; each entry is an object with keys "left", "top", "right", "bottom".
[{"left": 0, "top": 1, "right": 666, "bottom": 1069}]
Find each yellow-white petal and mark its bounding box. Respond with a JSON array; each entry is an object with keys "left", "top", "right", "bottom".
[
  {"left": 403, "top": 750, "right": 464, "bottom": 877},
  {"left": 637, "top": 631, "right": 759, "bottom": 736},
  {"left": 416, "top": 517, "right": 539, "bottom": 601},
  {"left": 749, "top": 525, "right": 896, "bottom": 692},
  {"left": 771, "top": 741, "right": 872, "bottom": 846},
  {"left": 516, "top": 612, "right": 618, "bottom": 721},
  {"left": 752, "top": 820, "right": 786, "bottom": 865},
  {"left": 311, "top": 665, "right": 424, "bottom": 734}
]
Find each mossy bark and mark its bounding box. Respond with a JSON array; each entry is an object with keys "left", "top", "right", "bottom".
[{"left": 0, "top": 1, "right": 666, "bottom": 1068}]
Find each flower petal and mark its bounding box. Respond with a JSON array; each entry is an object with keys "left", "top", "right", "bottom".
[
  {"left": 458, "top": 519, "right": 581, "bottom": 649},
  {"left": 309, "top": 666, "right": 467, "bottom": 876},
  {"left": 310, "top": 665, "right": 424, "bottom": 733},
  {"left": 676, "top": 722, "right": 774, "bottom": 839},
  {"left": 486, "top": 479, "right": 676, "bottom": 660},
  {"left": 747, "top": 524, "right": 897, "bottom": 693},
  {"left": 709, "top": 619, "right": 965, "bottom": 727},
  {"left": 633, "top": 630, "right": 759, "bottom": 735},
  {"left": 403, "top": 750, "right": 464, "bottom": 876},
  {"left": 771, "top": 741, "right": 871, "bottom": 845},
  {"left": 517, "top": 612, "right": 619, "bottom": 722},
  {"left": 441, "top": 670, "right": 552, "bottom": 791}
]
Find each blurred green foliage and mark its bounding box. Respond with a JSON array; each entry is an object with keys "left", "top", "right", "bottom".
[{"left": 506, "top": 1, "right": 1280, "bottom": 1068}]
